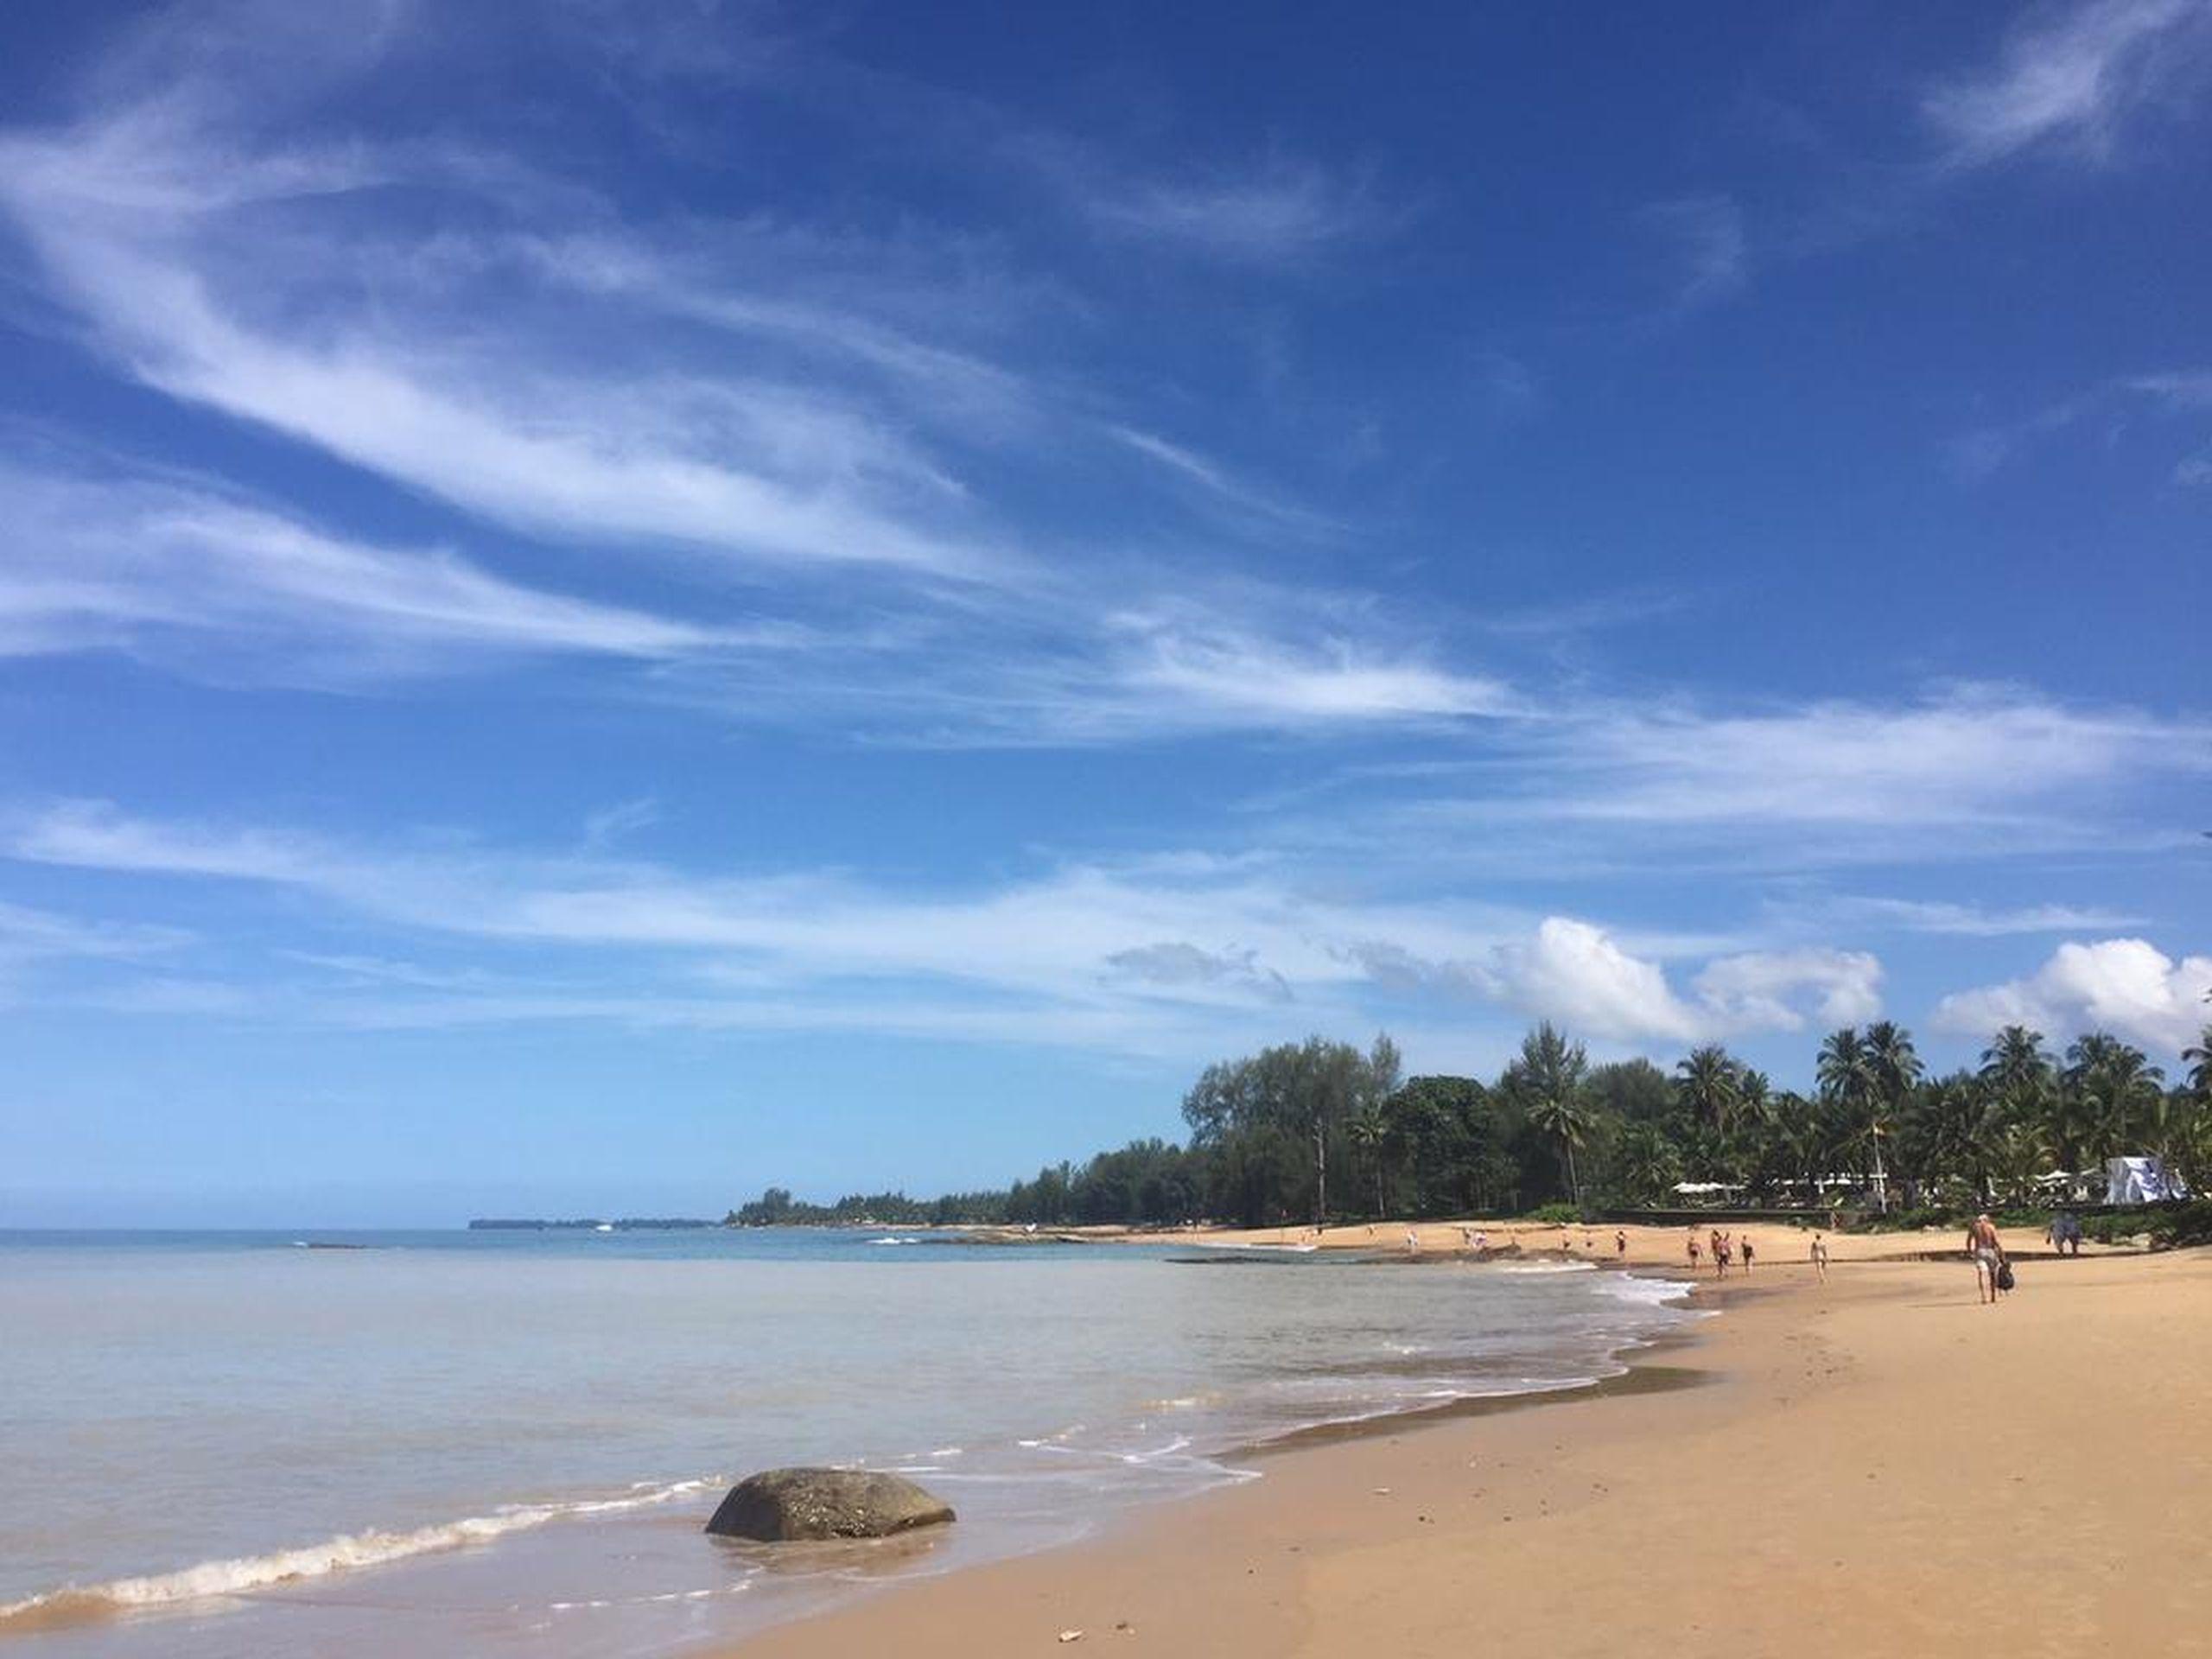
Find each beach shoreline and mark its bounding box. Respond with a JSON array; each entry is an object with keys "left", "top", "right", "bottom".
[{"left": 718, "top": 1230, "right": 2212, "bottom": 1659}]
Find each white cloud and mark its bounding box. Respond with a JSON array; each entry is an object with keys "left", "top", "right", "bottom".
[
  {"left": 1364, "top": 918, "right": 1883, "bottom": 1045},
  {"left": 1106, "top": 426, "right": 1335, "bottom": 533},
  {"left": 2121, "top": 368, "right": 2212, "bottom": 409},
  {"left": 0, "top": 461, "right": 774, "bottom": 672},
  {"left": 1488, "top": 918, "right": 1706, "bottom": 1042},
  {"left": 1934, "top": 938, "right": 2212, "bottom": 1052},
  {"left": 1923, "top": 0, "right": 2212, "bottom": 169},
  {"left": 0, "top": 899, "right": 186, "bottom": 965},
  {"left": 1802, "top": 895, "right": 2147, "bottom": 937},
  {"left": 1107, "top": 613, "right": 1516, "bottom": 727},
  {"left": 0, "top": 92, "right": 1007, "bottom": 584},
  {"left": 1532, "top": 686, "right": 2209, "bottom": 833},
  {"left": 581, "top": 798, "right": 662, "bottom": 849},
  {"left": 7, "top": 801, "right": 1885, "bottom": 1052},
  {"left": 1643, "top": 194, "right": 1747, "bottom": 307},
  {"left": 1693, "top": 949, "right": 1883, "bottom": 1032},
  {"left": 1084, "top": 155, "right": 1389, "bottom": 260}
]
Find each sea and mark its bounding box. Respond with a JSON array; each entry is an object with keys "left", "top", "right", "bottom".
[{"left": 0, "top": 1227, "right": 1699, "bottom": 1657}]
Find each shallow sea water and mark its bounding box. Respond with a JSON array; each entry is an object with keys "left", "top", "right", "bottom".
[{"left": 0, "top": 1229, "right": 1696, "bottom": 1656}]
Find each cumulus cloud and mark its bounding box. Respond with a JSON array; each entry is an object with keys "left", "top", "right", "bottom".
[
  {"left": 1367, "top": 919, "right": 1885, "bottom": 1045},
  {"left": 1692, "top": 949, "right": 1884, "bottom": 1032},
  {"left": 1487, "top": 918, "right": 1706, "bottom": 1042},
  {"left": 1933, "top": 938, "right": 2212, "bottom": 1053}
]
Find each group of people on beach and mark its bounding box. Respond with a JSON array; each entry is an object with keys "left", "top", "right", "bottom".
[{"left": 1687, "top": 1227, "right": 1756, "bottom": 1278}]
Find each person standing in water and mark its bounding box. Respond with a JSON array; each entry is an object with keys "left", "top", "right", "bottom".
[
  {"left": 1739, "top": 1233, "right": 1755, "bottom": 1274},
  {"left": 1615, "top": 1229, "right": 1628, "bottom": 1259}
]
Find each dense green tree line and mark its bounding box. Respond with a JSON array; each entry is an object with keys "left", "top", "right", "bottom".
[{"left": 729, "top": 1021, "right": 2212, "bottom": 1229}]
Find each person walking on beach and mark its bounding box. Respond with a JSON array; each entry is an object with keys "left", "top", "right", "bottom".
[
  {"left": 1967, "top": 1213, "right": 2006, "bottom": 1306},
  {"left": 1687, "top": 1233, "right": 1701, "bottom": 1271},
  {"left": 1710, "top": 1228, "right": 1728, "bottom": 1278},
  {"left": 1810, "top": 1233, "right": 1828, "bottom": 1281},
  {"left": 1739, "top": 1234, "right": 1755, "bottom": 1274},
  {"left": 1615, "top": 1229, "right": 1627, "bottom": 1259}
]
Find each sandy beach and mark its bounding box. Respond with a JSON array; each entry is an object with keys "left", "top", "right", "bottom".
[{"left": 728, "top": 1226, "right": 2212, "bottom": 1659}]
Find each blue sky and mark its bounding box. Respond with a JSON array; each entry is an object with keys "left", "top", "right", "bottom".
[{"left": 2, "top": 0, "right": 2208, "bottom": 1225}]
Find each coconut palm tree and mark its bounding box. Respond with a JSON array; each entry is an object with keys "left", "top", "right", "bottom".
[
  {"left": 1508, "top": 1023, "right": 1592, "bottom": 1209},
  {"left": 2183, "top": 1024, "right": 2212, "bottom": 1100},
  {"left": 1862, "top": 1022, "right": 1923, "bottom": 1207},
  {"left": 1346, "top": 1102, "right": 1391, "bottom": 1218},
  {"left": 1817, "top": 1027, "right": 1880, "bottom": 1205},
  {"left": 1611, "top": 1119, "right": 1681, "bottom": 1205},
  {"left": 1978, "top": 1025, "right": 2056, "bottom": 1164},
  {"left": 1528, "top": 1089, "right": 1595, "bottom": 1210},
  {"left": 2063, "top": 1033, "right": 2164, "bottom": 1162},
  {"left": 1987, "top": 1119, "right": 2051, "bottom": 1207},
  {"left": 1674, "top": 1045, "right": 1743, "bottom": 1137}
]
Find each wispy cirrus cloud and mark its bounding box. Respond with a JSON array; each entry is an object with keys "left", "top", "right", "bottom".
[
  {"left": 0, "top": 60, "right": 1012, "bottom": 585},
  {"left": 1772, "top": 893, "right": 2149, "bottom": 938},
  {"left": 0, "top": 899, "right": 187, "bottom": 967},
  {"left": 1923, "top": 0, "right": 2212, "bottom": 170},
  {"left": 0, "top": 799, "right": 1888, "bottom": 1051},
  {"left": 1642, "top": 194, "right": 1748, "bottom": 308},
  {"left": 1105, "top": 425, "right": 1338, "bottom": 534},
  {"left": 1082, "top": 153, "right": 1395, "bottom": 262},
  {"left": 1253, "top": 683, "right": 2211, "bottom": 886},
  {"left": 1527, "top": 686, "right": 2207, "bottom": 832},
  {"left": 1947, "top": 366, "right": 2212, "bottom": 485},
  {"left": 0, "top": 460, "right": 785, "bottom": 674}
]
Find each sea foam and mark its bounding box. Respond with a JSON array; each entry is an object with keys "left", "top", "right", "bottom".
[{"left": 0, "top": 1478, "right": 715, "bottom": 1632}]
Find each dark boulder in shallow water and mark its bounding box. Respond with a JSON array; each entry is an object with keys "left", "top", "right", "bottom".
[{"left": 704, "top": 1468, "right": 956, "bottom": 1541}]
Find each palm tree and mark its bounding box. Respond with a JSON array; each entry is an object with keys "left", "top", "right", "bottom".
[
  {"left": 1895, "top": 1071, "right": 1989, "bottom": 1203},
  {"left": 1862, "top": 1022, "right": 1923, "bottom": 1208},
  {"left": 1817, "top": 1027, "right": 1878, "bottom": 1206},
  {"left": 1978, "top": 1025, "right": 2056, "bottom": 1147},
  {"left": 1611, "top": 1120, "right": 1681, "bottom": 1205},
  {"left": 1347, "top": 1103, "right": 1391, "bottom": 1218},
  {"left": 1675, "top": 1046, "right": 1744, "bottom": 1138},
  {"left": 1726, "top": 1069, "right": 1784, "bottom": 1200},
  {"left": 1987, "top": 1119, "right": 2051, "bottom": 1206},
  {"left": 1508, "top": 1023, "right": 1592, "bottom": 1210},
  {"left": 2183, "top": 1025, "right": 2212, "bottom": 1100},
  {"left": 1529, "top": 1089, "right": 1595, "bottom": 1209},
  {"left": 1770, "top": 1091, "right": 1829, "bottom": 1205},
  {"left": 2063, "top": 1033, "right": 2164, "bottom": 1162}
]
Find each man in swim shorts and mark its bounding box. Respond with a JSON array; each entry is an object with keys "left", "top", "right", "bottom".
[{"left": 1967, "top": 1213, "right": 2005, "bottom": 1306}]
